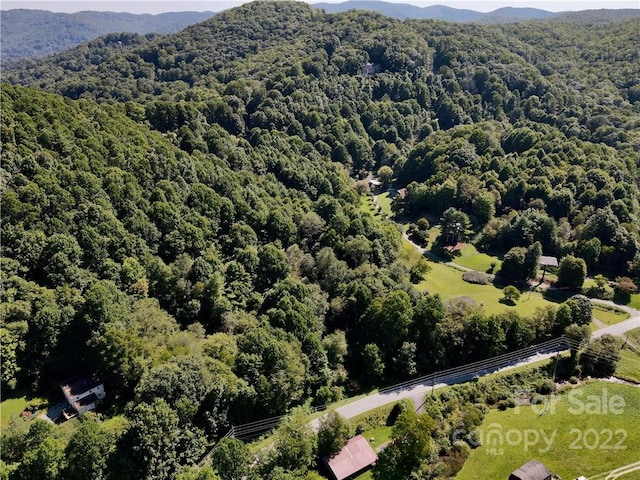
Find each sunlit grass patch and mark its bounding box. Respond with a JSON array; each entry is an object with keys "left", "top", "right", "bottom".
[
  {"left": 455, "top": 243, "right": 502, "bottom": 273},
  {"left": 615, "top": 348, "right": 640, "bottom": 383},
  {"left": 592, "top": 304, "right": 630, "bottom": 326},
  {"left": 417, "top": 260, "right": 554, "bottom": 316},
  {"left": 456, "top": 382, "right": 640, "bottom": 480}
]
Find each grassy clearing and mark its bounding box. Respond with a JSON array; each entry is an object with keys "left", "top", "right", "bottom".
[
  {"left": 359, "top": 192, "right": 393, "bottom": 219},
  {"left": 359, "top": 195, "right": 379, "bottom": 216},
  {"left": 375, "top": 192, "right": 393, "bottom": 217},
  {"left": 416, "top": 259, "right": 555, "bottom": 317},
  {"left": 1, "top": 396, "right": 30, "bottom": 429},
  {"left": 427, "top": 226, "right": 440, "bottom": 245},
  {"left": 361, "top": 425, "right": 393, "bottom": 450},
  {"left": 456, "top": 381, "right": 640, "bottom": 480},
  {"left": 615, "top": 348, "right": 640, "bottom": 383},
  {"left": 0, "top": 389, "right": 46, "bottom": 429},
  {"left": 400, "top": 235, "right": 423, "bottom": 264},
  {"left": 454, "top": 243, "right": 502, "bottom": 273}
]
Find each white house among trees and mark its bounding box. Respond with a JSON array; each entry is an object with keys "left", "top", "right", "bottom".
[{"left": 61, "top": 376, "right": 105, "bottom": 419}]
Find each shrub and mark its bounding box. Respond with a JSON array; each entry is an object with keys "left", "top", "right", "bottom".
[
  {"left": 583, "top": 284, "right": 614, "bottom": 300},
  {"left": 502, "top": 285, "right": 521, "bottom": 303},
  {"left": 615, "top": 276, "right": 637, "bottom": 294},
  {"left": 537, "top": 379, "right": 555, "bottom": 395},
  {"left": 462, "top": 270, "right": 494, "bottom": 285},
  {"left": 531, "top": 394, "right": 546, "bottom": 406},
  {"left": 497, "top": 397, "right": 516, "bottom": 410},
  {"left": 472, "top": 403, "right": 489, "bottom": 415},
  {"left": 557, "top": 255, "right": 587, "bottom": 289},
  {"left": 569, "top": 376, "right": 579, "bottom": 384},
  {"left": 386, "top": 399, "right": 412, "bottom": 426}
]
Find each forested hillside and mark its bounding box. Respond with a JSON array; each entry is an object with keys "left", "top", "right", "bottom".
[
  {"left": 1, "top": 2, "right": 639, "bottom": 479},
  {"left": 0, "top": 9, "right": 215, "bottom": 62}
]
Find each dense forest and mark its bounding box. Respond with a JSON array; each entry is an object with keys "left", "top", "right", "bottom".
[{"left": 1, "top": 2, "right": 639, "bottom": 479}]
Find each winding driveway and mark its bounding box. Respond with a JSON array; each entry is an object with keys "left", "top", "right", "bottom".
[{"left": 591, "top": 299, "right": 640, "bottom": 338}]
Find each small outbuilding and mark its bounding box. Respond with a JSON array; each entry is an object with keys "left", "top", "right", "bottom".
[
  {"left": 539, "top": 256, "right": 559, "bottom": 268},
  {"left": 323, "top": 435, "right": 378, "bottom": 480},
  {"left": 508, "top": 459, "right": 554, "bottom": 480},
  {"left": 539, "top": 255, "right": 559, "bottom": 281}
]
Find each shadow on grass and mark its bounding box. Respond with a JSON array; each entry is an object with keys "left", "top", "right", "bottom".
[
  {"left": 542, "top": 288, "right": 574, "bottom": 303},
  {"left": 498, "top": 298, "right": 516, "bottom": 306}
]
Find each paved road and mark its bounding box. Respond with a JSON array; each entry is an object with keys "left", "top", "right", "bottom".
[
  {"left": 591, "top": 299, "right": 640, "bottom": 338},
  {"left": 311, "top": 304, "right": 639, "bottom": 430},
  {"left": 326, "top": 352, "right": 560, "bottom": 426},
  {"left": 311, "top": 345, "right": 564, "bottom": 430}
]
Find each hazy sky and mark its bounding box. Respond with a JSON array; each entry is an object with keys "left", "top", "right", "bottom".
[{"left": 2, "top": 0, "right": 639, "bottom": 14}]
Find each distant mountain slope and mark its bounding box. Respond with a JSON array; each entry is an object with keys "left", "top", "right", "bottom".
[
  {"left": 552, "top": 8, "right": 640, "bottom": 22},
  {"left": 478, "top": 7, "right": 554, "bottom": 23},
  {"left": 313, "top": 1, "right": 638, "bottom": 23},
  {"left": 0, "top": 9, "right": 215, "bottom": 62},
  {"left": 313, "top": 1, "right": 483, "bottom": 21}
]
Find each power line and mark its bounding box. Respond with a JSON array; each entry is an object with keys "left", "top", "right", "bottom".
[{"left": 198, "top": 333, "right": 631, "bottom": 465}]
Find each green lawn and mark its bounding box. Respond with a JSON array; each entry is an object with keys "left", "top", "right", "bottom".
[
  {"left": 454, "top": 243, "right": 502, "bottom": 273},
  {"left": 456, "top": 382, "right": 640, "bottom": 480},
  {"left": 626, "top": 327, "right": 640, "bottom": 345},
  {"left": 359, "top": 195, "right": 379, "bottom": 216},
  {"left": 359, "top": 192, "right": 393, "bottom": 219},
  {"left": 396, "top": 228, "right": 556, "bottom": 317},
  {"left": 615, "top": 348, "right": 640, "bottom": 383},
  {"left": 415, "top": 258, "right": 555, "bottom": 316},
  {"left": 0, "top": 389, "right": 46, "bottom": 429},
  {"left": 400, "top": 235, "right": 423, "bottom": 264},
  {"left": 375, "top": 192, "right": 393, "bottom": 217},
  {"left": 592, "top": 304, "right": 630, "bottom": 326},
  {"left": 1, "top": 395, "right": 29, "bottom": 429},
  {"left": 361, "top": 425, "right": 392, "bottom": 450},
  {"left": 427, "top": 226, "right": 440, "bottom": 245}
]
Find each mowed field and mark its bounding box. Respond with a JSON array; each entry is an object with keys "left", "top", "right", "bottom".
[
  {"left": 456, "top": 382, "right": 640, "bottom": 480},
  {"left": 412, "top": 252, "right": 555, "bottom": 317}
]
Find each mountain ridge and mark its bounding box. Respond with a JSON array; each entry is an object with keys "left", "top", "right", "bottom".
[
  {"left": 0, "top": 9, "right": 215, "bottom": 62},
  {"left": 313, "top": 1, "right": 639, "bottom": 23},
  {"left": 3, "top": 3, "right": 639, "bottom": 63}
]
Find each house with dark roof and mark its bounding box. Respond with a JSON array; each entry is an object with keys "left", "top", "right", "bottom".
[
  {"left": 60, "top": 376, "right": 105, "bottom": 419},
  {"left": 508, "top": 459, "right": 554, "bottom": 480},
  {"left": 322, "top": 435, "right": 378, "bottom": 480}
]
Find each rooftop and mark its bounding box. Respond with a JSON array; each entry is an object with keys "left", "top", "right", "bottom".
[
  {"left": 324, "top": 435, "right": 378, "bottom": 480},
  {"left": 61, "top": 375, "right": 102, "bottom": 397},
  {"left": 509, "top": 459, "right": 553, "bottom": 480},
  {"left": 75, "top": 393, "right": 99, "bottom": 408},
  {"left": 539, "top": 255, "right": 559, "bottom": 267}
]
